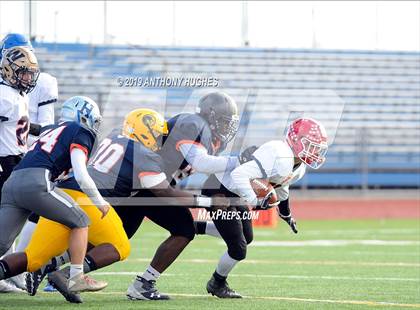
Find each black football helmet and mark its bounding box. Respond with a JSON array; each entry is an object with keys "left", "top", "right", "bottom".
[{"left": 197, "top": 92, "right": 239, "bottom": 143}]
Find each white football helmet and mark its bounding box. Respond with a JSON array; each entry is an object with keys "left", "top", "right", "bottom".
[{"left": 60, "top": 96, "right": 102, "bottom": 135}]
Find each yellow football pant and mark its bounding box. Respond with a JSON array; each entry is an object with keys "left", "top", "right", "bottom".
[{"left": 25, "top": 189, "right": 130, "bottom": 272}]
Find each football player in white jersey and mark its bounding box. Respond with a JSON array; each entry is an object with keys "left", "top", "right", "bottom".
[
  {"left": 0, "top": 34, "right": 58, "bottom": 292},
  {"left": 195, "top": 117, "right": 328, "bottom": 298},
  {"left": 0, "top": 46, "right": 40, "bottom": 293}
]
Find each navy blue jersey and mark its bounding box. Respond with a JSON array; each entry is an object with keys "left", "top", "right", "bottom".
[
  {"left": 58, "top": 129, "right": 164, "bottom": 197},
  {"left": 15, "top": 121, "right": 95, "bottom": 180},
  {"left": 159, "top": 113, "right": 225, "bottom": 181}
]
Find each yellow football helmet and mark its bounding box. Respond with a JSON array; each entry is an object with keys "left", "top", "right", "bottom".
[
  {"left": 122, "top": 108, "right": 168, "bottom": 151},
  {"left": 0, "top": 46, "right": 39, "bottom": 93}
]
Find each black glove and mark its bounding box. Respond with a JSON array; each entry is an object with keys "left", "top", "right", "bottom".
[
  {"left": 257, "top": 191, "right": 278, "bottom": 210},
  {"left": 29, "top": 123, "right": 42, "bottom": 136},
  {"left": 238, "top": 145, "right": 258, "bottom": 164},
  {"left": 279, "top": 214, "right": 298, "bottom": 234}
]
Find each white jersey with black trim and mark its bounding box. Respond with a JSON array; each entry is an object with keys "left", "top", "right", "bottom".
[
  {"left": 28, "top": 72, "right": 57, "bottom": 126},
  {"left": 0, "top": 83, "right": 30, "bottom": 156},
  {"left": 217, "top": 140, "right": 306, "bottom": 202}
]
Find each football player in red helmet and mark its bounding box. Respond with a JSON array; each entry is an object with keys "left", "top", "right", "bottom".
[
  {"left": 195, "top": 117, "right": 328, "bottom": 298},
  {"left": 286, "top": 117, "right": 328, "bottom": 169}
]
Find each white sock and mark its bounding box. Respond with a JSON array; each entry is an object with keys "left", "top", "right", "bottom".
[
  {"left": 205, "top": 222, "right": 222, "bottom": 239},
  {"left": 216, "top": 251, "right": 239, "bottom": 277},
  {"left": 16, "top": 221, "right": 37, "bottom": 252},
  {"left": 69, "top": 264, "right": 83, "bottom": 279},
  {"left": 141, "top": 265, "right": 160, "bottom": 282}
]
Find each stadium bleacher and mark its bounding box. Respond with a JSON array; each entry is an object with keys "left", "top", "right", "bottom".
[{"left": 32, "top": 42, "right": 420, "bottom": 188}]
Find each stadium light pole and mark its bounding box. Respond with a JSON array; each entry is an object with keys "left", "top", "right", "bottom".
[
  {"left": 103, "top": 0, "right": 108, "bottom": 44},
  {"left": 241, "top": 1, "right": 249, "bottom": 47},
  {"left": 54, "top": 11, "right": 58, "bottom": 43},
  {"left": 172, "top": 1, "right": 176, "bottom": 46}
]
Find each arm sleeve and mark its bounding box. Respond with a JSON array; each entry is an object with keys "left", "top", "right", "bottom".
[
  {"left": 36, "top": 103, "right": 55, "bottom": 127},
  {"left": 179, "top": 143, "right": 239, "bottom": 174},
  {"left": 140, "top": 172, "right": 167, "bottom": 188},
  {"left": 71, "top": 147, "right": 108, "bottom": 207},
  {"left": 230, "top": 160, "right": 264, "bottom": 206}
]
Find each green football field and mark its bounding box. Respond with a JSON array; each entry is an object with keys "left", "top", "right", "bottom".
[{"left": 1, "top": 219, "right": 419, "bottom": 310}]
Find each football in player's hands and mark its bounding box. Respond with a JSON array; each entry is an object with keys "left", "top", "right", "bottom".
[{"left": 250, "top": 178, "right": 278, "bottom": 206}]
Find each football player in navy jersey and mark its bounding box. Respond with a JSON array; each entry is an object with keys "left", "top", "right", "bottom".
[
  {"left": 25, "top": 92, "right": 240, "bottom": 302},
  {"left": 119, "top": 91, "right": 241, "bottom": 300},
  {"left": 20, "top": 108, "right": 229, "bottom": 303},
  {"left": 0, "top": 96, "right": 109, "bottom": 294}
]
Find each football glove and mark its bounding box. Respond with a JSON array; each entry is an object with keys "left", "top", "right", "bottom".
[
  {"left": 276, "top": 199, "right": 298, "bottom": 233},
  {"left": 279, "top": 213, "right": 298, "bottom": 234},
  {"left": 238, "top": 145, "right": 258, "bottom": 164},
  {"left": 256, "top": 192, "right": 280, "bottom": 210}
]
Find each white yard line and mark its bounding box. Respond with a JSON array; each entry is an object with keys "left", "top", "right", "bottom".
[
  {"left": 249, "top": 240, "right": 420, "bottom": 247},
  {"left": 127, "top": 257, "right": 420, "bottom": 267},
  {"left": 93, "top": 271, "right": 420, "bottom": 282},
  {"left": 91, "top": 291, "right": 420, "bottom": 308}
]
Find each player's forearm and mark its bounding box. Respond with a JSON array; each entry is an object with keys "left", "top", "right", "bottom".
[
  {"left": 179, "top": 143, "right": 239, "bottom": 174},
  {"left": 71, "top": 148, "right": 108, "bottom": 207}
]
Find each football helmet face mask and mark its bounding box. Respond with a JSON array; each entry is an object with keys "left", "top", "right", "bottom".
[
  {"left": 1, "top": 46, "right": 39, "bottom": 93},
  {"left": 286, "top": 118, "right": 328, "bottom": 169},
  {"left": 60, "top": 96, "right": 102, "bottom": 135},
  {"left": 197, "top": 92, "right": 239, "bottom": 143},
  {"left": 122, "top": 108, "right": 168, "bottom": 151}
]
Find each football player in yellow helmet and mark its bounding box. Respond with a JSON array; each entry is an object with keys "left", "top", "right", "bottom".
[
  {"left": 23, "top": 108, "right": 229, "bottom": 303},
  {"left": 122, "top": 108, "right": 168, "bottom": 151}
]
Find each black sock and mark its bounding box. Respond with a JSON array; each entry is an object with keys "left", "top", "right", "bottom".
[
  {"left": 83, "top": 255, "right": 97, "bottom": 273},
  {"left": 0, "top": 260, "right": 11, "bottom": 280},
  {"left": 195, "top": 221, "right": 207, "bottom": 235},
  {"left": 213, "top": 270, "right": 227, "bottom": 284}
]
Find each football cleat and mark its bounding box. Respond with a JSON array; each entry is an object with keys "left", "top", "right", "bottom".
[
  {"left": 127, "top": 276, "right": 170, "bottom": 301},
  {"left": 43, "top": 281, "right": 57, "bottom": 292},
  {"left": 67, "top": 272, "right": 108, "bottom": 293},
  {"left": 0, "top": 279, "right": 25, "bottom": 293},
  {"left": 47, "top": 267, "right": 83, "bottom": 303},
  {"left": 26, "top": 263, "right": 56, "bottom": 296},
  {"left": 206, "top": 275, "right": 242, "bottom": 299}
]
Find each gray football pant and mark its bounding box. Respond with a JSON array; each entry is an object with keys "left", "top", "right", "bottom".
[{"left": 0, "top": 168, "right": 90, "bottom": 256}]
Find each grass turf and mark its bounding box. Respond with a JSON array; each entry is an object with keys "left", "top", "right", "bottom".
[{"left": 1, "top": 219, "right": 419, "bottom": 309}]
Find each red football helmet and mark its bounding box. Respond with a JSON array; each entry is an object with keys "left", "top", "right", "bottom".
[{"left": 286, "top": 118, "right": 328, "bottom": 169}]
